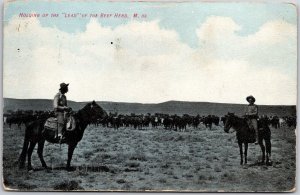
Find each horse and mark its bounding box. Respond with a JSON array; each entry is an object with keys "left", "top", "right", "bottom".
[
  {"left": 18, "top": 101, "right": 107, "bottom": 171},
  {"left": 224, "top": 113, "right": 271, "bottom": 165}
]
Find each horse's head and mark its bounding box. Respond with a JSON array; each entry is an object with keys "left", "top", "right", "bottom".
[
  {"left": 224, "top": 112, "right": 235, "bottom": 133},
  {"left": 81, "top": 101, "right": 108, "bottom": 123}
]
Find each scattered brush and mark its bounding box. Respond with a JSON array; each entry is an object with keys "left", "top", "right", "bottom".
[
  {"left": 102, "top": 153, "right": 111, "bottom": 159},
  {"left": 198, "top": 174, "right": 207, "bottom": 184},
  {"left": 198, "top": 174, "right": 206, "bottom": 181},
  {"left": 129, "top": 154, "right": 147, "bottom": 161},
  {"left": 175, "top": 135, "right": 184, "bottom": 141},
  {"left": 207, "top": 175, "right": 215, "bottom": 181},
  {"left": 214, "top": 166, "right": 222, "bottom": 172},
  {"left": 121, "top": 183, "right": 132, "bottom": 190},
  {"left": 183, "top": 173, "right": 194, "bottom": 178},
  {"left": 83, "top": 150, "right": 94, "bottom": 159},
  {"left": 17, "top": 183, "right": 37, "bottom": 190},
  {"left": 125, "top": 161, "right": 140, "bottom": 168},
  {"left": 158, "top": 178, "right": 167, "bottom": 184},
  {"left": 161, "top": 163, "right": 170, "bottom": 169},
  {"left": 53, "top": 180, "right": 84, "bottom": 191},
  {"left": 116, "top": 179, "right": 126, "bottom": 184},
  {"left": 206, "top": 156, "right": 213, "bottom": 163},
  {"left": 221, "top": 172, "right": 237, "bottom": 181}
]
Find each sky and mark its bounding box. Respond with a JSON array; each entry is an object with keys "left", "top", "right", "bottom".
[{"left": 3, "top": 0, "right": 297, "bottom": 105}]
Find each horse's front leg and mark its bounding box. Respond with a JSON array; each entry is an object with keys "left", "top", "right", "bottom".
[
  {"left": 265, "top": 139, "right": 272, "bottom": 165},
  {"left": 238, "top": 142, "right": 243, "bottom": 165},
  {"left": 27, "top": 142, "right": 37, "bottom": 171},
  {"left": 244, "top": 143, "right": 248, "bottom": 164},
  {"left": 259, "top": 140, "right": 265, "bottom": 164},
  {"left": 37, "top": 140, "right": 48, "bottom": 169},
  {"left": 66, "top": 143, "right": 77, "bottom": 171}
]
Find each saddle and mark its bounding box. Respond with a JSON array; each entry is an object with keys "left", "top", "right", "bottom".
[
  {"left": 44, "top": 117, "right": 58, "bottom": 131},
  {"left": 44, "top": 116, "right": 76, "bottom": 132}
]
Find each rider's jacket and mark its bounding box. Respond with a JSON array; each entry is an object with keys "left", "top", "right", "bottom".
[
  {"left": 53, "top": 92, "right": 67, "bottom": 113},
  {"left": 245, "top": 104, "right": 258, "bottom": 119}
]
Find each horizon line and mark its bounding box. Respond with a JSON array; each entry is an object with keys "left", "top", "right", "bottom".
[{"left": 3, "top": 97, "right": 297, "bottom": 107}]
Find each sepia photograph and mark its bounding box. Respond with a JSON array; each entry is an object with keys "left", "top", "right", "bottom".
[{"left": 2, "top": 0, "right": 297, "bottom": 192}]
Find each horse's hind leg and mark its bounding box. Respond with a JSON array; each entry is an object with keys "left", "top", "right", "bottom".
[
  {"left": 259, "top": 139, "right": 265, "bottom": 164},
  {"left": 244, "top": 143, "right": 248, "bottom": 164},
  {"left": 27, "top": 141, "right": 37, "bottom": 171},
  {"left": 37, "top": 140, "right": 48, "bottom": 169},
  {"left": 238, "top": 142, "right": 243, "bottom": 165}
]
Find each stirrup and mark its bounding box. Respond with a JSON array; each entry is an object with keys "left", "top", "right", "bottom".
[{"left": 59, "top": 136, "right": 66, "bottom": 144}]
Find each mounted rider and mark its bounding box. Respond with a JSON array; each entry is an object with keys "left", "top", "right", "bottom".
[
  {"left": 53, "top": 83, "right": 71, "bottom": 141},
  {"left": 245, "top": 95, "right": 259, "bottom": 144}
]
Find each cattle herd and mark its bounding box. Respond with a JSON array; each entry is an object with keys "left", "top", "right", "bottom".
[{"left": 3, "top": 109, "right": 297, "bottom": 131}]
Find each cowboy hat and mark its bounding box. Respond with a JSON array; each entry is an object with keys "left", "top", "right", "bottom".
[
  {"left": 59, "top": 82, "right": 69, "bottom": 90},
  {"left": 246, "top": 95, "right": 255, "bottom": 103}
]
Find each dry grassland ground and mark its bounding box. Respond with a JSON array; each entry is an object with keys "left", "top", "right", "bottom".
[{"left": 2, "top": 123, "right": 296, "bottom": 192}]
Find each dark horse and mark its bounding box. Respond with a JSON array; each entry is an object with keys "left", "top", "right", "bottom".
[
  {"left": 18, "top": 101, "right": 107, "bottom": 171},
  {"left": 224, "top": 113, "right": 271, "bottom": 165}
]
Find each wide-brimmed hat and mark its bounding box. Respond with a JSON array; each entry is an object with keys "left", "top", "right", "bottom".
[
  {"left": 59, "top": 83, "right": 69, "bottom": 90},
  {"left": 246, "top": 95, "right": 255, "bottom": 103}
]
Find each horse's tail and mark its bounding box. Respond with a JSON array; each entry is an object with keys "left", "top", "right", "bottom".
[{"left": 17, "top": 126, "right": 30, "bottom": 169}]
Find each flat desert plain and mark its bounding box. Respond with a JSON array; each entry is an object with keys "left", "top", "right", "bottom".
[{"left": 3, "top": 123, "right": 296, "bottom": 192}]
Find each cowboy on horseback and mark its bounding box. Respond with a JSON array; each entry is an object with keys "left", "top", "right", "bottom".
[
  {"left": 245, "top": 95, "right": 259, "bottom": 144},
  {"left": 53, "top": 83, "right": 71, "bottom": 142}
]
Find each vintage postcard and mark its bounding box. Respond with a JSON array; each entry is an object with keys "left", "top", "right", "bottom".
[{"left": 2, "top": 0, "right": 297, "bottom": 192}]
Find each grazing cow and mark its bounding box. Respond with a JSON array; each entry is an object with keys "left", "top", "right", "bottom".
[
  {"left": 203, "top": 115, "right": 213, "bottom": 130},
  {"left": 279, "top": 118, "right": 286, "bottom": 128},
  {"left": 221, "top": 115, "right": 227, "bottom": 126},
  {"left": 285, "top": 116, "right": 296, "bottom": 127},
  {"left": 174, "top": 115, "right": 187, "bottom": 131},
  {"left": 270, "top": 116, "right": 280, "bottom": 129},
  {"left": 192, "top": 116, "right": 200, "bottom": 129},
  {"left": 212, "top": 115, "right": 220, "bottom": 126},
  {"left": 150, "top": 116, "right": 159, "bottom": 128}
]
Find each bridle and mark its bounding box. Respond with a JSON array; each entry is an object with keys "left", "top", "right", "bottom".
[{"left": 224, "top": 116, "right": 236, "bottom": 133}]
